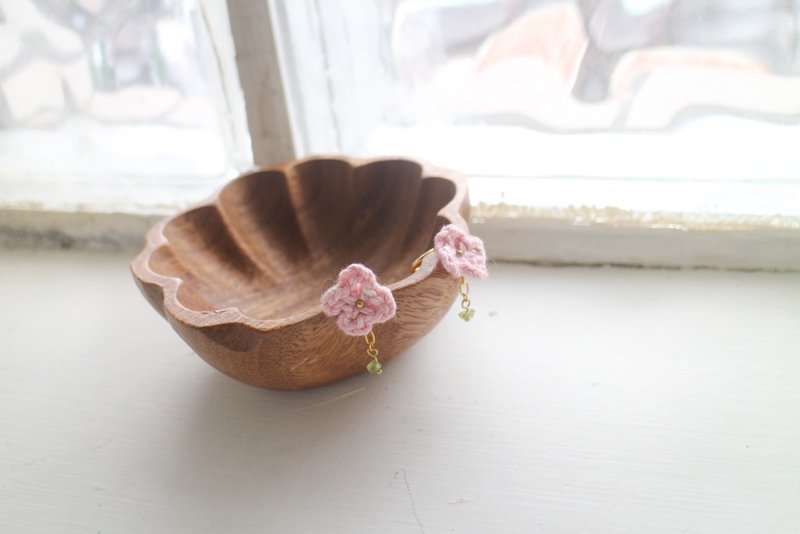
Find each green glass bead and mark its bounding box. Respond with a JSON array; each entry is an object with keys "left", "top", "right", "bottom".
[
  {"left": 458, "top": 308, "right": 476, "bottom": 322},
  {"left": 366, "top": 360, "right": 383, "bottom": 375}
]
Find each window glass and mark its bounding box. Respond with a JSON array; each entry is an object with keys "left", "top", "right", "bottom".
[
  {"left": 282, "top": 0, "right": 800, "bottom": 216},
  {"left": 0, "top": 0, "right": 245, "bottom": 209}
]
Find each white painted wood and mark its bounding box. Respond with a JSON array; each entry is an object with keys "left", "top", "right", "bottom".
[
  {"left": 3, "top": 207, "right": 797, "bottom": 271},
  {"left": 266, "top": 0, "right": 340, "bottom": 156},
  {"left": 295, "top": 0, "right": 388, "bottom": 154},
  {"left": 225, "top": 0, "right": 297, "bottom": 165},
  {"left": 0, "top": 249, "right": 798, "bottom": 533},
  {"left": 473, "top": 217, "right": 800, "bottom": 271},
  {"left": 198, "top": 0, "right": 253, "bottom": 170}
]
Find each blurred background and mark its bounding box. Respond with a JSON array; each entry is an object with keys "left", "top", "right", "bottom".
[{"left": 1, "top": 0, "right": 798, "bottom": 215}]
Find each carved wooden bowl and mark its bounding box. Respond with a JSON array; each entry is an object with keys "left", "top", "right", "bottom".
[{"left": 131, "top": 156, "right": 470, "bottom": 390}]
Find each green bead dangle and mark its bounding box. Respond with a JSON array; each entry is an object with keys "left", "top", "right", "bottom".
[
  {"left": 457, "top": 277, "right": 475, "bottom": 322},
  {"left": 458, "top": 307, "right": 476, "bottom": 322},
  {"left": 364, "top": 330, "right": 383, "bottom": 375},
  {"left": 366, "top": 358, "right": 382, "bottom": 375}
]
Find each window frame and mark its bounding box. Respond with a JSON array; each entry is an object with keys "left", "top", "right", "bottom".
[{"left": 0, "top": 0, "right": 798, "bottom": 271}]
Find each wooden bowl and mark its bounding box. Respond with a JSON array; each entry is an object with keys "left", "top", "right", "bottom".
[{"left": 131, "top": 156, "right": 470, "bottom": 390}]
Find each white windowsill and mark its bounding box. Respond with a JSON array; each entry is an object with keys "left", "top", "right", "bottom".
[
  {"left": 2, "top": 183, "right": 799, "bottom": 270},
  {"left": 1, "top": 249, "right": 798, "bottom": 532},
  {"left": 2, "top": 137, "right": 799, "bottom": 270}
]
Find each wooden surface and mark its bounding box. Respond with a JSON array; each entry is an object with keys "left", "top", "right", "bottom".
[
  {"left": 2, "top": 248, "right": 799, "bottom": 533},
  {"left": 225, "top": 0, "right": 297, "bottom": 166},
  {"left": 131, "top": 157, "right": 470, "bottom": 390}
]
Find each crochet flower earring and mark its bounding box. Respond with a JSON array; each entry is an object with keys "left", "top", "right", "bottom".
[
  {"left": 413, "top": 224, "right": 488, "bottom": 321},
  {"left": 320, "top": 263, "right": 396, "bottom": 375}
]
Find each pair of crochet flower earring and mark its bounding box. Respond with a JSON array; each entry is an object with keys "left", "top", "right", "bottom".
[{"left": 320, "top": 224, "right": 488, "bottom": 375}]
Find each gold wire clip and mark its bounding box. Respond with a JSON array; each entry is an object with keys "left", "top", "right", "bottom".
[
  {"left": 364, "top": 330, "right": 383, "bottom": 375},
  {"left": 411, "top": 248, "right": 435, "bottom": 273},
  {"left": 457, "top": 277, "right": 475, "bottom": 321}
]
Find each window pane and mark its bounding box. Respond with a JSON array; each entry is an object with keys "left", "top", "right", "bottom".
[
  {"left": 0, "top": 0, "right": 247, "bottom": 210},
  {"left": 386, "top": 0, "right": 800, "bottom": 129},
  {"left": 280, "top": 0, "right": 800, "bottom": 216}
]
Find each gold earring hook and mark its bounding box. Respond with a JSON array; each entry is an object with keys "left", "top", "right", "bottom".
[{"left": 411, "top": 248, "right": 435, "bottom": 273}]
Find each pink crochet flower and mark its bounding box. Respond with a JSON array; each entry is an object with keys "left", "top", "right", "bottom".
[
  {"left": 321, "top": 263, "right": 396, "bottom": 336},
  {"left": 434, "top": 224, "right": 488, "bottom": 280}
]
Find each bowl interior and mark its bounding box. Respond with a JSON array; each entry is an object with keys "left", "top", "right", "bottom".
[{"left": 147, "top": 159, "right": 457, "bottom": 321}]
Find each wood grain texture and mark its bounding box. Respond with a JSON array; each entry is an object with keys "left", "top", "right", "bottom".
[{"left": 130, "top": 156, "right": 471, "bottom": 390}]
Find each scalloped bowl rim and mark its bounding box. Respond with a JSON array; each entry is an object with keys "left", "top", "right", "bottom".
[{"left": 131, "top": 155, "right": 469, "bottom": 333}]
